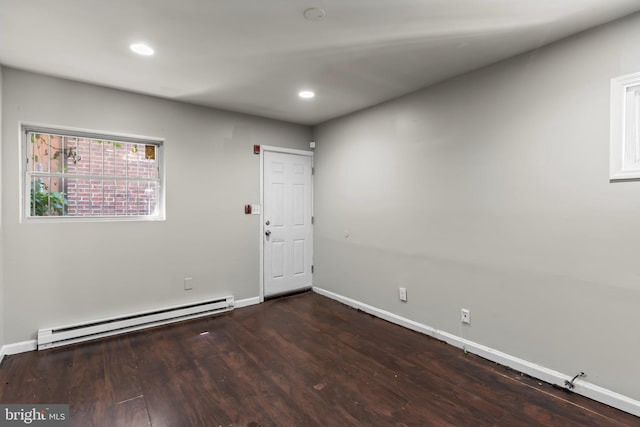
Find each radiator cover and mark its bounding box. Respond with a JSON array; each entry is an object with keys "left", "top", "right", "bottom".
[{"left": 37, "top": 296, "right": 234, "bottom": 350}]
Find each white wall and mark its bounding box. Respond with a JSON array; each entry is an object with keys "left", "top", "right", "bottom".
[
  {"left": 1, "top": 68, "right": 311, "bottom": 343},
  {"left": 313, "top": 12, "right": 640, "bottom": 401}
]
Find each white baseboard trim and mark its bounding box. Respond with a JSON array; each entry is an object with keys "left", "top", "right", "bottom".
[
  {"left": 0, "top": 340, "right": 38, "bottom": 363},
  {"left": 235, "top": 296, "right": 261, "bottom": 308},
  {"left": 313, "top": 286, "right": 640, "bottom": 418}
]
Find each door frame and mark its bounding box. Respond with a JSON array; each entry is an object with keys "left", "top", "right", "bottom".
[{"left": 259, "top": 145, "right": 314, "bottom": 302}]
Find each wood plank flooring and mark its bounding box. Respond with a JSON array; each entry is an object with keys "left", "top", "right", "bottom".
[{"left": 0, "top": 291, "right": 637, "bottom": 426}]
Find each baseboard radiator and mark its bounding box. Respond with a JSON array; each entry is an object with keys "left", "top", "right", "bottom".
[{"left": 37, "top": 296, "right": 234, "bottom": 350}]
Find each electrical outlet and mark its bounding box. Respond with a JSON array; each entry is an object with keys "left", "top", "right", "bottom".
[
  {"left": 461, "top": 309, "right": 470, "bottom": 325},
  {"left": 184, "top": 277, "right": 193, "bottom": 291},
  {"left": 399, "top": 287, "right": 407, "bottom": 302}
]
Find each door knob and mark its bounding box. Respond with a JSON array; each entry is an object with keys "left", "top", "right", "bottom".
[{"left": 265, "top": 230, "right": 271, "bottom": 237}]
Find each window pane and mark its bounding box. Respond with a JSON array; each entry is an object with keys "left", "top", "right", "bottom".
[
  {"left": 75, "top": 138, "right": 91, "bottom": 176},
  {"left": 103, "top": 180, "right": 116, "bottom": 216},
  {"left": 45, "top": 135, "right": 61, "bottom": 173},
  {"left": 49, "top": 176, "right": 63, "bottom": 197},
  {"left": 90, "top": 179, "right": 103, "bottom": 216},
  {"left": 115, "top": 142, "right": 127, "bottom": 177},
  {"left": 115, "top": 180, "right": 128, "bottom": 216},
  {"left": 67, "top": 178, "right": 92, "bottom": 216},
  {"left": 102, "top": 141, "right": 116, "bottom": 177},
  {"left": 142, "top": 145, "right": 158, "bottom": 179},
  {"left": 89, "top": 138, "right": 103, "bottom": 176},
  {"left": 127, "top": 181, "right": 139, "bottom": 216},
  {"left": 146, "top": 158, "right": 157, "bottom": 179},
  {"left": 63, "top": 136, "right": 80, "bottom": 174},
  {"left": 146, "top": 181, "right": 159, "bottom": 215},
  {"left": 28, "top": 133, "right": 37, "bottom": 172},
  {"left": 30, "top": 133, "right": 49, "bottom": 173},
  {"left": 65, "top": 178, "right": 77, "bottom": 216},
  {"left": 30, "top": 176, "right": 66, "bottom": 216},
  {"left": 139, "top": 181, "right": 158, "bottom": 216},
  {"left": 127, "top": 144, "right": 142, "bottom": 177},
  {"left": 30, "top": 176, "right": 46, "bottom": 216}
]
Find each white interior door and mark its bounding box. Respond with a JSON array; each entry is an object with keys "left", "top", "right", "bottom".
[{"left": 263, "top": 150, "right": 313, "bottom": 297}]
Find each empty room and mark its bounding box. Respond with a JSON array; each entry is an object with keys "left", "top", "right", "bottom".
[{"left": 1, "top": 1, "right": 640, "bottom": 426}]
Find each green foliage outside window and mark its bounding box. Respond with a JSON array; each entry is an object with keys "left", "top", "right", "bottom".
[{"left": 30, "top": 180, "right": 67, "bottom": 216}]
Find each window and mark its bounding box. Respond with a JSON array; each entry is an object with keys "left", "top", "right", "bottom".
[
  {"left": 610, "top": 71, "right": 640, "bottom": 180},
  {"left": 23, "top": 125, "right": 164, "bottom": 221}
]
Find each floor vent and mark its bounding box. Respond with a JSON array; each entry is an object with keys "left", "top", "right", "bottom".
[{"left": 37, "top": 296, "right": 234, "bottom": 350}]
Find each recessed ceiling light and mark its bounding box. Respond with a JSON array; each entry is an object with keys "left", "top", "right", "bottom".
[
  {"left": 298, "top": 90, "right": 315, "bottom": 99},
  {"left": 130, "top": 43, "right": 154, "bottom": 56}
]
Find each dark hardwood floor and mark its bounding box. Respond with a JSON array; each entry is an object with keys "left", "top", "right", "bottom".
[{"left": 0, "top": 291, "right": 637, "bottom": 426}]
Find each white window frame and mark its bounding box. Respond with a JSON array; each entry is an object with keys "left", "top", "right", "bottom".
[
  {"left": 610, "top": 71, "right": 640, "bottom": 181},
  {"left": 20, "top": 123, "right": 166, "bottom": 222}
]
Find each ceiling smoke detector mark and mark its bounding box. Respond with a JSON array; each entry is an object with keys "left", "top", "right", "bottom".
[{"left": 303, "top": 8, "right": 326, "bottom": 21}]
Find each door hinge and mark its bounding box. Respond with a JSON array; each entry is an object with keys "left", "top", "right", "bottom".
[
  {"left": 311, "top": 265, "right": 314, "bottom": 274},
  {"left": 311, "top": 216, "right": 314, "bottom": 225},
  {"left": 312, "top": 167, "right": 315, "bottom": 175}
]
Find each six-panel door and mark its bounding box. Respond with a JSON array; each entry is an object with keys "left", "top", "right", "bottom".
[{"left": 264, "top": 151, "right": 313, "bottom": 297}]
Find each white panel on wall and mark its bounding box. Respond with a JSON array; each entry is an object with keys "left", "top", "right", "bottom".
[
  {"left": 272, "top": 161, "right": 284, "bottom": 174},
  {"left": 293, "top": 239, "right": 305, "bottom": 275},
  {"left": 272, "top": 183, "right": 284, "bottom": 227},
  {"left": 293, "top": 184, "right": 305, "bottom": 226},
  {"left": 272, "top": 241, "right": 285, "bottom": 278}
]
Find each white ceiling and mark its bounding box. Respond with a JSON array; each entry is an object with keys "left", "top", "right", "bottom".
[{"left": 1, "top": 1, "right": 639, "bottom": 125}]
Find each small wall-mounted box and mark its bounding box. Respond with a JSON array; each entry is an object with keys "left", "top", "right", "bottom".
[{"left": 244, "top": 204, "right": 262, "bottom": 215}]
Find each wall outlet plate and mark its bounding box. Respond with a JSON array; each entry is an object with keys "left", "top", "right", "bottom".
[
  {"left": 399, "top": 287, "right": 407, "bottom": 302},
  {"left": 461, "top": 308, "right": 470, "bottom": 324},
  {"left": 184, "top": 277, "right": 193, "bottom": 291}
]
